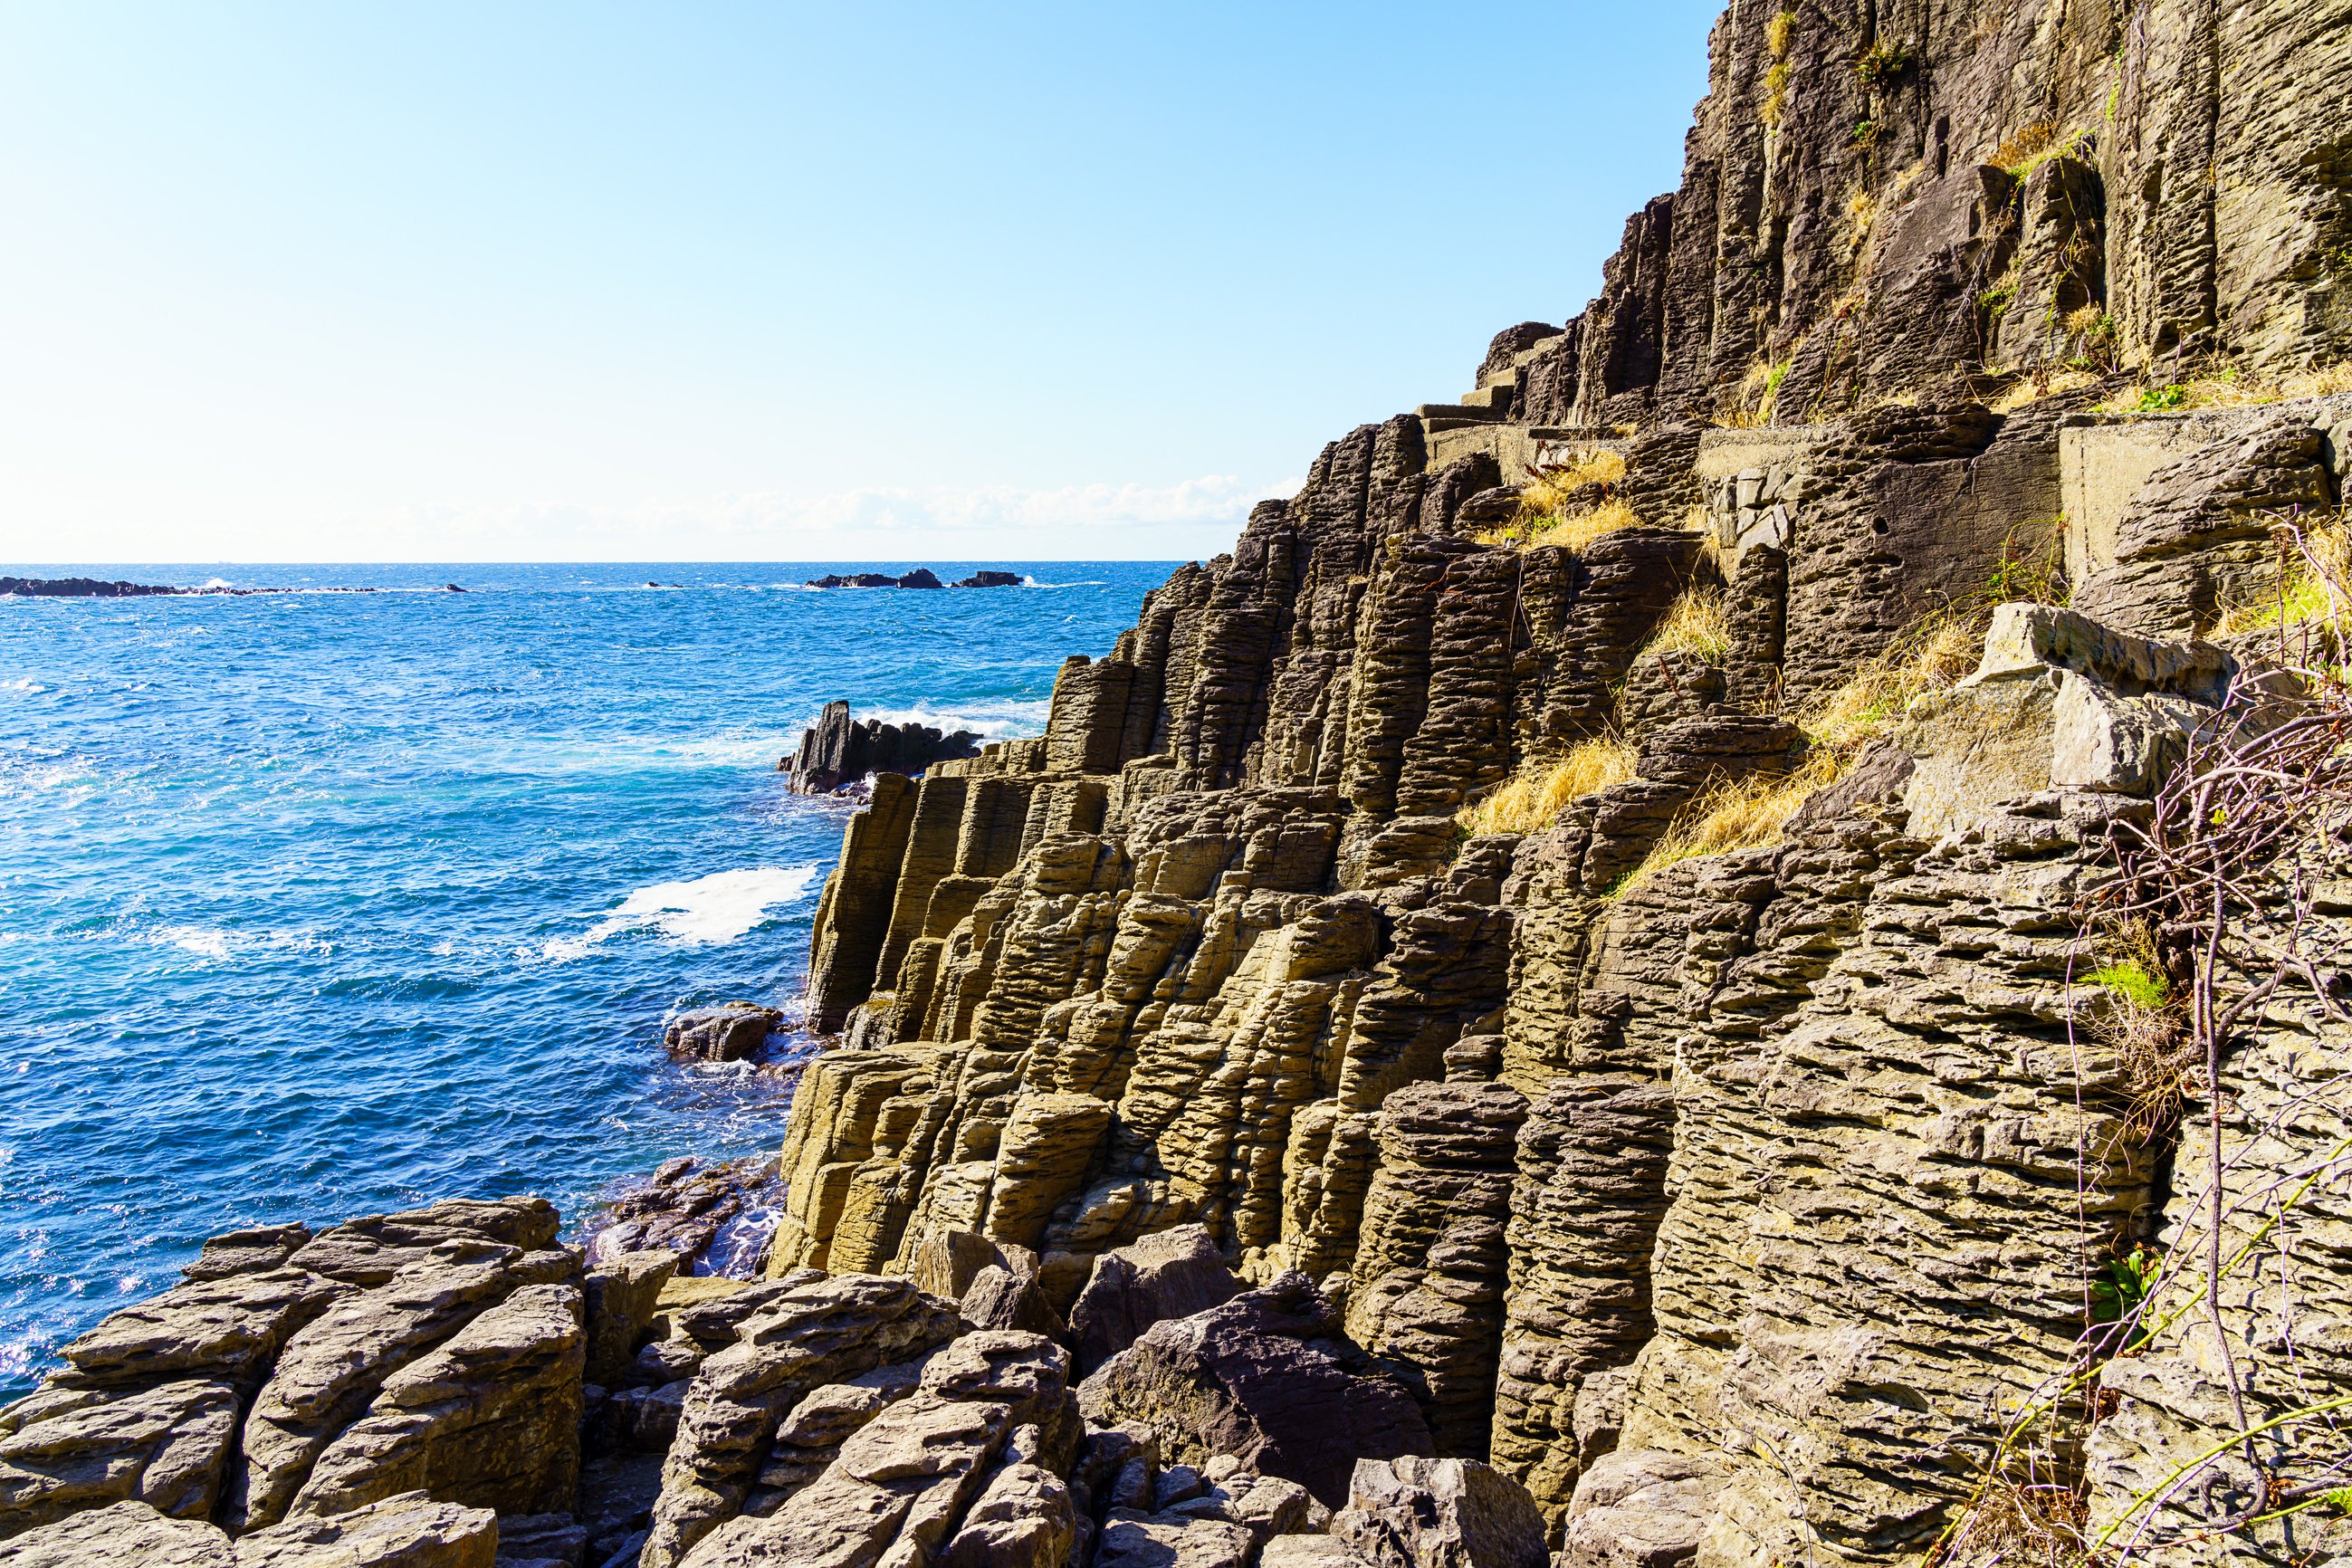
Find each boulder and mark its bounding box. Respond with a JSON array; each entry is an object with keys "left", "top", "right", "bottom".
[
  {"left": 663, "top": 1007, "right": 783, "bottom": 1064},
  {"left": 1331, "top": 1457, "right": 1547, "bottom": 1568},
  {"left": 958, "top": 1267, "right": 1066, "bottom": 1342},
  {"left": 951, "top": 571, "right": 1021, "bottom": 588},
  {"left": 638, "top": 1275, "right": 963, "bottom": 1568},
  {"left": 1067, "top": 1227, "right": 1243, "bottom": 1376},
  {"left": 284, "top": 1283, "right": 584, "bottom": 1521},
  {"left": 236, "top": 1491, "right": 498, "bottom": 1566},
  {"left": 181, "top": 1226, "right": 314, "bottom": 1285},
  {"left": 585, "top": 1249, "right": 679, "bottom": 1388},
  {"left": 666, "top": 1332, "right": 1074, "bottom": 1568},
  {"left": 0, "top": 1499, "right": 236, "bottom": 1566},
  {"left": 46, "top": 1268, "right": 348, "bottom": 1391},
  {"left": 287, "top": 1200, "right": 562, "bottom": 1287},
  {"left": 1558, "top": 1451, "right": 1724, "bottom": 1568},
  {"left": 1077, "top": 1273, "right": 1433, "bottom": 1507},
  {"left": 0, "top": 1376, "right": 242, "bottom": 1535},
  {"left": 1093, "top": 1511, "right": 1257, "bottom": 1568}
]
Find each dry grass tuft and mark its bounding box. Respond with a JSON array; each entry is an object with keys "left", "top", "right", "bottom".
[
  {"left": 1478, "top": 498, "right": 1646, "bottom": 555},
  {"left": 1802, "top": 619, "right": 1982, "bottom": 751},
  {"left": 1938, "top": 1476, "right": 2089, "bottom": 1568},
  {"left": 2095, "top": 361, "right": 2352, "bottom": 415},
  {"left": 2213, "top": 516, "right": 2350, "bottom": 639},
  {"left": 1640, "top": 587, "right": 1733, "bottom": 663},
  {"left": 1610, "top": 749, "right": 1848, "bottom": 896},
  {"left": 1457, "top": 737, "right": 1639, "bottom": 838},
  {"left": 1992, "top": 119, "right": 2058, "bottom": 172},
  {"left": 1988, "top": 365, "right": 2100, "bottom": 414},
  {"left": 1518, "top": 449, "right": 1626, "bottom": 517}
]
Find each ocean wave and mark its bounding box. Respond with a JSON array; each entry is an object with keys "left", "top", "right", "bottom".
[
  {"left": 540, "top": 865, "right": 822, "bottom": 961},
  {"left": 1022, "top": 577, "right": 1108, "bottom": 589},
  {"left": 1, "top": 678, "right": 47, "bottom": 694},
  {"left": 153, "top": 925, "right": 234, "bottom": 961},
  {"left": 142, "top": 924, "right": 337, "bottom": 963},
  {"left": 862, "top": 699, "right": 1051, "bottom": 740}
]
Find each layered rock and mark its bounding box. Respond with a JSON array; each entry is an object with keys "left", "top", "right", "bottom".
[
  {"left": 0, "top": 1199, "right": 579, "bottom": 1550},
  {"left": 782, "top": 702, "right": 983, "bottom": 796}
]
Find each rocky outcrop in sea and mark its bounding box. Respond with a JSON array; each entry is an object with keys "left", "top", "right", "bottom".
[
  {"left": 780, "top": 703, "right": 983, "bottom": 797},
  {"left": 10, "top": 0, "right": 2352, "bottom": 1563}
]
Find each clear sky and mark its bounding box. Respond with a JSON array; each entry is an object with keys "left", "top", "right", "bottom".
[{"left": 0, "top": 2, "right": 1719, "bottom": 564}]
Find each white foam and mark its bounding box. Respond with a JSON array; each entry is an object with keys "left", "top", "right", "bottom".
[
  {"left": 1022, "top": 577, "right": 1107, "bottom": 589},
  {"left": 861, "top": 699, "right": 1050, "bottom": 741},
  {"left": 1, "top": 678, "right": 46, "bottom": 694},
  {"left": 155, "top": 925, "right": 234, "bottom": 961},
  {"left": 541, "top": 865, "right": 822, "bottom": 961}
]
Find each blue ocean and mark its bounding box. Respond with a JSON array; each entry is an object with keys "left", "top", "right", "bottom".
[{"left": 0, "top": 561, "right": 1167, "bottom": 1399}]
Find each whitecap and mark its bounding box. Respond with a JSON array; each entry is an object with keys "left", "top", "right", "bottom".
[
  {"left": 1022, "top": 577, "right": 1107, "bottom": 589},
  {"left": 154, "top": 925, "right": 234, "bottom": 961},
  {"left": 860, "top": 699, "right": 1050, "bottom": 740},
  {"left": 542, "top": 865, "right": 822, "bottom": 961},
  {"left": 1, "top": 678, "right": 47, "bottom": 694}
]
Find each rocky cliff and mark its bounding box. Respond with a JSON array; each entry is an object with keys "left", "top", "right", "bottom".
[{"left": 7, "top": 2, "right": 2352, "bottom": 1565}]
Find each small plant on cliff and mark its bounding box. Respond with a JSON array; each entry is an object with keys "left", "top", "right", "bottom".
[
  {"left": 1979, "top": 277, "right": 2018, "bottom": 320},
  {"left": 1854, "top": 39, "right": 1912, "bottom": 86},
  {"left": 1456, "top": 735, "right": 1638, "bottom": 838},
  {"left": 1992, "top": 119, "right": 2058, "bottom": 174},
  {"left": 1760, "top": 10, "right": 1797, "bottom": 128}
]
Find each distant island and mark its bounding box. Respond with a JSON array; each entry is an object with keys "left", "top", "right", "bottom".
[
  {"left": 803, "top": 568, "right": 1021, "bottom": 589},
  {"left": 1, "top": 576, "right": 430, "bottom": 598}
]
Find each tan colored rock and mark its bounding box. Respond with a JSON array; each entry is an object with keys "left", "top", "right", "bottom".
[
  {"left": 287, "top": 1199, "right": 559, "bottom": 1286},
  {"left": 49, "top": 1270, "right": 347, "bottom": 1392},
  {"left": 0, "top": 1379, "right": 241, "bottom": 1536},
  {"left": 670, "top": 1332, "right": 1073, "bottom": 1568},
  {"left": 585, "top": 1249, "right": 679, "bottom": 1388},
  {"left": 235, "top": 1490, "right": 496, "bottom": 1567},
  {"left": 230, "top": 1249, "right": 531, "bottom": 1531},
  {"left": 936, "top": 1461, "right": 1077, "bottom": 1568},
  {"left": 1331, "top": 1456, "right": 1547, "bottom": 1568},
  {"left": 640, "top": 1275, "right": 962, "bottom": 1568},
  {"left": 0, "top": 1499, "right": 235, "bottom": 1566},
  {"left": 1093, "top": 1511, "right": 1256, "bottom": 1568},
  {"left": 286, "top": 1283, "right": 582, "bottom": 1521}
]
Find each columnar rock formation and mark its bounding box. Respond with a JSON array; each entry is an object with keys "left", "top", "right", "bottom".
[{"left": 9, "top": 2, "right": 2352, "bottom": 1564}]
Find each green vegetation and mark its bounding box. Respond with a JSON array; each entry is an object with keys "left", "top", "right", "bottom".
[
  {"left": 1854, "top": 40, "right": 1912, "bottom": 86},
  {"left": 1979, "top": 279, "right": 2018, "bottom": 319},
  {"left": 2090, "top": 960, "right": 2167, "bottom": 1011},
  {"left": 2134, "top": 383, "right": 2189, "bottom": 411},
  {"left": 2089, "top": 1247, "right": 2161, "bottom": 1350}
]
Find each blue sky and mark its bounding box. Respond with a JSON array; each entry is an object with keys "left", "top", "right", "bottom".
[{"left": 0, "top": 2, "right": 1718, "bottom": 562}]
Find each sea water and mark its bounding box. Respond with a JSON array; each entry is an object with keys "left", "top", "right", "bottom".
[{"left": 0, "top": 561, "right": 1167, "bottom": 1397}]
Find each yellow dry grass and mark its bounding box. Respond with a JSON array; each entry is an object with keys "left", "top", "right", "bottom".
[
  {"left": 2213, "top": 516, "right": 2351, "bottom": 638},
  {"left": 1640, "top": 587, "right": 1732, "bottom": 663},
  {"left": 1802, "top": 618, "right": 1982, "bottom": 751},
  {"left": 1477, "top": 498, "right": 1645, "bottom": 555},
  {"left": 1610, "top": 748, "right": 1847, "bottom": 896},
  {"left": 1456, "top": 736, "right": 1639, "bottom": 838},
  {"left": 1988, "top": 365, "right": 2100, "bottom": 414},
  {"left": 2095, "top": 362, "right": 2352, "bottom": 415}
]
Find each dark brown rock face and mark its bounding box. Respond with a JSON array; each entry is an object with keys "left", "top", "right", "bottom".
[
  {"left": 1077, "top": 1274, "right": 1433, "bottom": 1508},
  {"left": 781, "top": 701, "right": 981, "bottom": 795}
]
